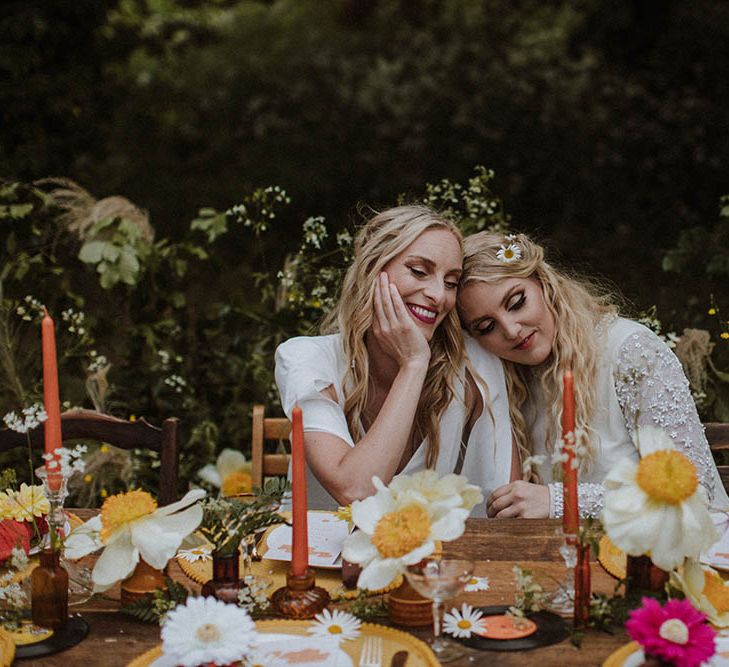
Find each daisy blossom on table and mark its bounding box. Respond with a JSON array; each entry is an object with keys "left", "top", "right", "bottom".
[
  {"left": 602, "top": 425, "right": 717, "bottom": 572},
  {"left": 64, "top": 488, "right": 205, "bottom": 591},
  {"left": 626, "top": 597, "right": 715, "bottom": 667},
  {"left": 307, "top": 609, "right": 361, "bottom": 643},
  {"left": 464, "top": 575, "right": 490, "bottom": 592},
  {"left": 342, "top": 471, "right": 480, "bottom": 591},
  {"left": 176, "top": 545, "right": 211, "bottom": 563},
  {"left": 443, "top": 603, "right": 485, "bottom": 638},
  {"left": 198, "top": 449, "right": 253, "bottom": 497},
  {"left": 671, "top": 558, "right": 729, "bottom": 628},
  {"left": 161, "top": 596, "right": 256, "bottom": 667}
]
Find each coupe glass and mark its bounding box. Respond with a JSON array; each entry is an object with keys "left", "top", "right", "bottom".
[{"left": 405, "top": 558, "right": 475, "bottom": 663}]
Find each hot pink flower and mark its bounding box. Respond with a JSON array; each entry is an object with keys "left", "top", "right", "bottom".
[{"left": 626, "top": 597, "right": 716, "bottom": 667}]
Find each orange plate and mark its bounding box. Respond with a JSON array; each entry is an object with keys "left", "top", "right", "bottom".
[{"left": 476, "top": 615, "right": 537, "bottom": 640}]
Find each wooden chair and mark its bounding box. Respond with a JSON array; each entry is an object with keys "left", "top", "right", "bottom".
[
  {"left": 251, "top": 404, "right": 291, "bottom": 488},
  {"left": 707, "top": 422, "right": 729, "bottom": 493},
  {"left": 0, "top": 408, "right": 179, "bottom": 505}
]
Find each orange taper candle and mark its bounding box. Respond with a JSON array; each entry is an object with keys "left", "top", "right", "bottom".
[
  {"left": 42, "top": 308, "right": 63, "bottom": 489},
  {"left": 290, "top": 404, "right": 309, "bottom": 576},
  {"left": 562, "top": 369, "right": 578, "bottom": 535}
]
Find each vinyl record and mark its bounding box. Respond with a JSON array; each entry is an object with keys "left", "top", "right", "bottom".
[
  {"left": 456, "top": 605, "right": 570, "bottom": 652},
  {"left": 14, "top": 615, "right": 90, "bottom": 659}
]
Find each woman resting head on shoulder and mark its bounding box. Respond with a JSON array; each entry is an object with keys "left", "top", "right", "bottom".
[
  {"left": 275, "top": 206, "right": 512, "bottom": 512},
  {"left": 458, "top": 231, "right": 729, "bottom": 519}
]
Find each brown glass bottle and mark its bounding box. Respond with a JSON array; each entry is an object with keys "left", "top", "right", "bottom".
[
  {"left": 31, "top": 549, "right": 68, "bottom": 629},
  {"left": 201, "top": 551, "right": 242, "bottom": 604}
]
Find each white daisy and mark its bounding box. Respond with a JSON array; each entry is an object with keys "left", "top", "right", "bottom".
[
  {"left": 602, "top": 426, "right": 717, "bottom": 572},
  {"left": 442, "top": 603, "right": 485, "bottom": 638},
  {"left": 342, "top": 473, "right": 473, "bottom": 591},
  {"left": 198, "top": 448, "right": 253, "bottom": 497},
  {"left": 161, "top": 596, "right": 256, "bottom": 667},
  {"left": 496, "top": 243, "right": 522, "bottom": 263},
  {"left": 177, "top": 546, "right": 212, "bottom": 563},
  {"left": 464, "top": 575, "right": 490, "bottom": 592},
  {"left": 505, "top": 233, "right": 518, "bottom": 241},
  {"left": 307, "top": 608, "right": 361, "bottom": 643}
]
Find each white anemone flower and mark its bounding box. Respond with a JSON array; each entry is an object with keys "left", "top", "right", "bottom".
[
  {"left": 307, "top": 609, "right": 361, "bottom": 643},
  {"left": 198, "top": 449, "right": 252, "bottom": 496},
  {"left": 342, "top": 475, "right": 471, "bottom": 591},
  {"left": 388, "top": 469, "right": 484, "bottom": 514},
  {"left": 602, "top": 426, "right": 717, "bottom": 572},
  {"left": 161, "top": 596, "right": 256, "bottom": 667},
  {"left": 64, "top": 488, "right": 205, "bottom": 591},
  {"left": 443, "top": 603, "right": 485, "bottom": 638},
  {"left": 671, "top": 558, "right": 729, "bottom": 628}
]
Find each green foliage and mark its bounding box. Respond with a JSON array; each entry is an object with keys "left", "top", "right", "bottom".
[
  {"left": 345, "top": 589, "right": 388, "bottom": 621},
  {"left": 120, "top": 578, "right": 190, "bottom": 624}
]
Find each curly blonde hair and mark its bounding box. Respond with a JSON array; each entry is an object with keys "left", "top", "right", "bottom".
[
  {"left": 321, "top": 205, "right": 467, "bottom": 468},
  {"left": 459, "top": 232, "right": 618, "bottom": 473}
]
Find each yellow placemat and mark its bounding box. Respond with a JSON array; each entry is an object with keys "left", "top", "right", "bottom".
[
  {"left": 176, "top": 544, "right": 401, "bottom": 600},
  {"left": 598, "top": 534, "right": 627, "bottom": 580},
  {"left": 602, "top": 640, "right": 640, "bottom": 666},
  {"left": 6, "top": 621, "right": 54, "bottom": 647},
  {"left": 127, "top": 619, "right": 439, "bottom": 667},
  {"left": 0, "top": 626, "right": 15, "bottom": 667}
]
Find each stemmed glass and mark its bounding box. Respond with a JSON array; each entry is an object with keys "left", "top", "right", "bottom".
[
  {"left": 548, "top": 527, "right": 576, "bottom": 616},
  {"left": 404, "top": 558, "right": 475, "bottom": 663}
]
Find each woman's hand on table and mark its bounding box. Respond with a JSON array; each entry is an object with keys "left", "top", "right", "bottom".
[{"left": 487, "top": 481, "right": 550, "bottom": 518}]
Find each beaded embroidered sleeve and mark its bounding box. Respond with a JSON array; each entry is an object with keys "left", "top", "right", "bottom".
[{"left": 549, "top": 328, "right": 715, "bottom": 519}]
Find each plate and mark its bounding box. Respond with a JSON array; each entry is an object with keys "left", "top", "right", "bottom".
[
  {"left": 603, "top": 638, "right": 729, "bottom": 666},
  {"left": 455, "top": 605, "right": 570, "bottom": 652},
  {"left": 12, "top": 615, "right": 89, "bottom": 659},
  {"left": 126, "top": 620, "right": 439, "bottom": 667},
  {"left": 598, "top": 534, "right": 627, "bottom": 580}
]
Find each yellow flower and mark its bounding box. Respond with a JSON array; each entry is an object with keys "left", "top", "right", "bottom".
[
  {"left": 198, "top": 449, "right": 252, "bottom": 497},
  {"left": 83, "top": 474, "right": 93, "bottom": 483},
  {"left": 100, "top": 488, "right": 108, "bottom": 498},
  {"left": 371, "top": 505, "right": 431, "bottom": 558},
  {"left": 100, "top": 490, "right": 157, "bottom": 543},
  {"left": 6, "top": 484, "right": 49, "bottom": 521},
  {"left": 708, "top": 308, "right": 717, "bottom": 316},
  {"left": 221, "top": 471, "right": 252, "bottom": 496},
  {"left": 100, "top": 444, "right": 110, "bottom": 454},
  {"left": 671, "top": 558, "right": 729, "bottom": 627},
  {"left": 721, "top": 332, "right": 729, "bottom": 340}
]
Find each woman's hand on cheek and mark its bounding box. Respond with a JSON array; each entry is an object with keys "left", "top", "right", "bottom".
[
  {"left": 486, "top": 481, "right": 550, "bottom": 518},
  {"left": 372, "top": 272, "right": 431, "bottom": 368}
]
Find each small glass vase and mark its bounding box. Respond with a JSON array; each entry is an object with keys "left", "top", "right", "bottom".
[
  {"left": 573, "top": 543, "right": 591, "bottom": 629},
  {"left": 31, "top": 548, "right": 69, "bottom": 629},
  {"left": 201, "top": 550, "right": 242, "bottom": 604}
]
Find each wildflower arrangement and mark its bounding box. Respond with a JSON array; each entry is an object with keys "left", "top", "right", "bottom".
[
  {"left": 197, "top": 448, "right": 253, "bottom": 497},
  {"left": 341, "top": 470, "right": 483, "bottom": 591},
  {"left": 602, "top": 426, "right": 717, "bottom": 571},
  {"left": 198, "top": 478, "right": 288, "bottom": 556},
  {"left": 626, "top": 597, "right": 716, "bottom": 667},
  {"left": 0, "top": 546, "right": 31, "bottom": 629},
  {"left": 64, "top": 488, "right": 205, "bottom": 591},
  {"left": 509, "top": 565, "right": 551, "bottom": 619}
]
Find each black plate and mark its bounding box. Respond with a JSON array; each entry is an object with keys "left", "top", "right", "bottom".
[
  {"left": 15, "top": 615, "right": 90, "bottom": 659},
  {"left": 456, "top": 605, "right": 570, "bottom": 652}
]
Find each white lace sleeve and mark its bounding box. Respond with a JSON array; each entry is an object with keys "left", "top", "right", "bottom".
[
  {"left": 548, "top": 482, "right": 605, "bottom": 519},
  {"left": 613, "top": 328, "right": 717, "bottom": 503}
]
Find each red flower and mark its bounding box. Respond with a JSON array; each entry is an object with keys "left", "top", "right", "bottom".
[
  {"left": 626, "top": 597, "right": 716, "bottom": 667},
  {"left": 0, "top": 518, "right": 32, "bottom": 562}
]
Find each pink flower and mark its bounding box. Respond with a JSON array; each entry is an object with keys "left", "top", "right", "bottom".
[{"left": 626, "top": 597, "right": 716, "bottom": 667}]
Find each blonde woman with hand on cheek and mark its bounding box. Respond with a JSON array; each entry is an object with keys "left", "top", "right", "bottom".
[
  {"left": 275, "top": 206, "right": 513, "bottom": 515},
  {"left": 458, "top": 231, "right": 729, "bottom": 519}
]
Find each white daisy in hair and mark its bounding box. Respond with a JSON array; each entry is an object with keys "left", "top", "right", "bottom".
[
  {"left": 496, "top": 243, "right": 522, "bottom": 263},
  {"left": 177, "top": 545, "right": 212, "bottom": 562},
  {"left": 161, "top": 596, "right": 256, "bottom": 667},
  {"left": 442, "top": 603, "right": 485, "bottom": 638},
  {"left": 464, "top": 575, "right": 490, "bottom": 592},
  {"left": 307, "top": 608, "right": 362, "bottom": 643}
]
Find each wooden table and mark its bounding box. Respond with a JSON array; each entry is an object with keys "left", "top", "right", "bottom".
[{"left": 21, "top": 517, "right": 629, "bottom": 666}]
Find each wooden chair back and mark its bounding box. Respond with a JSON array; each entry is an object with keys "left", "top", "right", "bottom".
[
  {"left": 251, "top": 404, "right": 291, "bottom": 488},
  {"left": 707, "top": 422, "right": 729, "bottom": 493},
  {"left": 0, "top": 408, "right": 179, "bottom": 505}
]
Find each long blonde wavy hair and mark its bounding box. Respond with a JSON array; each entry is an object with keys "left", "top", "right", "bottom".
[
  {"left": 460, "top": 232, "right": 618, "bottom": 473},
  {"left": 321, "top": 205, "right": 467, "bottom": 468}
]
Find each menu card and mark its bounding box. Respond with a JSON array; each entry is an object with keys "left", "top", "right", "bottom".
[{"left": 263, "top": 511, "right": 350, "bottom": 568}]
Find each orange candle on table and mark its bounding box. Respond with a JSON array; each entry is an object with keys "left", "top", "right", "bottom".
[
  {"left": 562, "top": 369, "right": 578, "bottom": 536},
  {"left": 290, "top": 404, "right": 309, "bottom": 577},
  {"left": 42, "top": 308, "right": 63, "bottom": 490}
]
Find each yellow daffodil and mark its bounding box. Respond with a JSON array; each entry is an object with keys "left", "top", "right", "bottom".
[
  {"left": 64, "top": 488, "right": 205, "bottom": 591},
  {"left": 602, "top": 426, "right": 717, "bottom": 572},
  {"left": 198, "top": 449, "right": 252, "bottom": 496},
  {"left": 671, "top": 558, "right": 729, "bottom": 627}
]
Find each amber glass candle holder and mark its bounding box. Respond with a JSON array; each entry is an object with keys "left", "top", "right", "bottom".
[{"left": 270, "top": 568, "right": 330, "bottom": 619}]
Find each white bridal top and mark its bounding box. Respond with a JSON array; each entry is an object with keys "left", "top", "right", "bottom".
[
  {"left": 525, "top": 317, "right": 729, "bottom": 517},
  {"left": 275, "top": 334, "right": 513, "bottom": 517}
]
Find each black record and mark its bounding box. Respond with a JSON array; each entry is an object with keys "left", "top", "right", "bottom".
[
  {"left": 15, "top": 615, "right": 90, "bottom": 659},
  {"left": 456, "top": 605, "right": 570, "bottom": 652}
]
